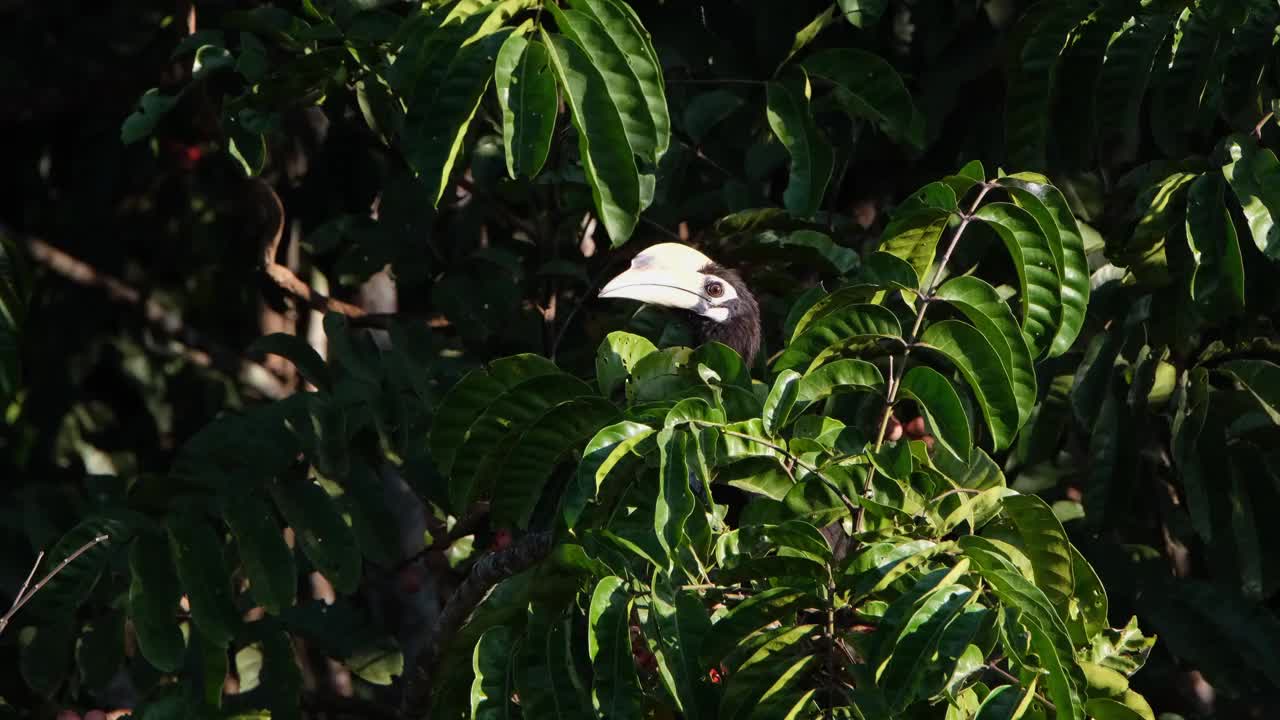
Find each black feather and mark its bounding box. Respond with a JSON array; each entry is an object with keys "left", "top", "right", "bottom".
[{"left": 693, "top": 263, "right": 761, "bottom": 367}]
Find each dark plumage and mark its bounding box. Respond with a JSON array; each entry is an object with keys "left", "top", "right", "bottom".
[
  {"left": 692, "top": 263, "right": 760, "bottom": 367},
  {"left": 599, "top": 243, "right": 762, "bottom": 367}
]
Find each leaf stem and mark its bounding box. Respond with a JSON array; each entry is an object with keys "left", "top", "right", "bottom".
[{"left": 858, "top": 182, "right": 994, "bottom": 532}]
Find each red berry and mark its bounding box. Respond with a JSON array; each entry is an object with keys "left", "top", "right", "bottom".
[
  {"left": 885, "top": 416, "right": 904, "bottom": 442},
  {"left": 905, "top": 416, "right": 927, "bottom": 438},
  {"left": 492, "top": 529, "right": 513, "bottom": 550},
  {"left": 708, "top": 668, "right": 721, "bottom": 684}
]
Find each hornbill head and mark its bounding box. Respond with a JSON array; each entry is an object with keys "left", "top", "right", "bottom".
[{"left": 599, "top": 243, "right": 761, "bottom": 367}]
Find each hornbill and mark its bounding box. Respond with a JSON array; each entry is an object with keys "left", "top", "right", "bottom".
[
  {"left": 599, "top": 243, "right": 761, "bottom": 367},
  {"left": 599, "top": 243, "right": 762, "bottom": 505}
]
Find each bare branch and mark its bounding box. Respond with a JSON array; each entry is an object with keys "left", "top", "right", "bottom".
[
  {"left": 26, "top": 237, "right": 291, "bottom": 399},
  {"left": 0, "top": 534, "right": 110, "bottom": 635},
  {"left": 404, "top": 531, "right": 554, "bottom": 718}
]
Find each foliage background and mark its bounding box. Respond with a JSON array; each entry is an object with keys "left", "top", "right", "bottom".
[{"left": 1, "top": 0, "right": 1278, "bottom": 718}]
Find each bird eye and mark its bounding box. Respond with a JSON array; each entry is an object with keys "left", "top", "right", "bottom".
[{"left": 705, "top": 281, "right": 724, "bottom": 298}]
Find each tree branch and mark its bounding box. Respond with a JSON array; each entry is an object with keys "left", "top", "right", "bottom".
[
  {"left": 404, "top": 531, "right": 554, "bottom": 718},
  {"left": 859, "top": 182, "right": 993, "bottom": 531},
  {"left": 25, "top": 237, "right": 291, "bottom": 399},
  {"left": 0, "top": 534, "right": 110, "bottom": 635}
]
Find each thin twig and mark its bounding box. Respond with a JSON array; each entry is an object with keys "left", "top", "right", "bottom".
[
  {"left": 1254, "top": 111, "right": 1274, "bottom": 140},
  {"left": 858, "top": 182, "right": 993, "bottom": 532},
  {"left": 26, "top": 238, "right": 290, "bottom": 399},
  {"left": 691, "top": 421, "right": 860, "bottom": 517},
  {"left": 0, "top": 535, "right": 110, "bottom": 635},
  {"left": 985, "top": 659, "right": 1056, "bottom": 713}
]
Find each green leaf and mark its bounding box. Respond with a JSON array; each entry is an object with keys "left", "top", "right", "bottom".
[
  {"left": 542, "top": 29, "right": 642, "bottom": 244},
  {"left": 167, "top": 514, "right": 239, "bottom": 647},
  {"left": 495, "top": 33, "right": 557, "bottom": 178},
  {"left": 796, "top": 358, "right": 885, "bottom": 406},
  {"left": 649, "top": 579, "right": 715, "bottom": 719},
  {"left": 973, "top": 203, "right": 1063, "bottom": 357},
  {"left": 999, "top": 173, "right": 1090, "bottom": 357},
  {"left": 836, "top": 0, "right": 887, "bottom": 28},
  {"left": 491, "top": 397, "right": 621, "bottom": 529},
  {"left": 701, "top": 585, "right": 817, "bottom": 666},
  {"left": 878, "top": 585, "right": 974, "bottom": 709},
  {"left": 450, "top": 372, "right": 596, "bottom": 509},
  {"left": 973, "top": 682, "right": 1035, "bottom": 720},
  {"left": 720, "top": 625, "right": 816, "bottom": 718},
  {"left": 1094, "top": 12, "right": 1176, "bottom": 163},
  {"left": 121, "top": 88, "right": 180, "bottom": 144},
  {"left": 877, "top": 209, "right": 953, "bottom": 287},
  {"left": 596, "top": 331, "right": 658, "bottom": 398},
  {"left": 1069, "top": 544, "right": 1108, "bottom": 641},
  {"left": 472, "top": 626, "right": 519, "bottom": 720},
  {"left": 516, "top": 604, "right": 593, "bottom": 719},
  {"left": 1084, "top": 698, "right": 1146, "bottom": 720},
  {"left": 1220, "top": 134, "right": 1280, "bottom": 261},
  {"left": 1087, "top": 617, "right": 1155, "bottom": 676},
  {"left": 766, "top": 70, "right": 834, "bottom": 218},
  {"left": 565, "top": 0, "right": 670, "bottom": 163},
  {"left": 843, "top": 540, "right": 942, "bottom": 598},
  {"left": 746, "top": 654, "right": 820, "bottom": 719},
  {"left": 756, "top": 229, "right": 860, "bottom": 274},
  {"left": 919, "top": 320, "right": 1020, "bottom": 451},
  {"left": 897, "top": 366, "right": 972, "bottom": 462},
  {"left": 1001, "top": 494, "right": 1074, "bottom": 622},
  {"left": 803, "top": 48, "right": 919, "bottom": 147},
  {"left": 1148, "top": 5, "right": 1226, "bottom": 156},
  {"left": 780, "top": 6, "right": 837, "bottom": 68},
  {"left": 1217, "top": 359, "right": 1280, "bottom": 424},
  {"left": 248, "top": 333, "right": 332, "bottom": 392},
  {"left": 961, "top": 537, "right": 1083, "bottom": 720},
  {"left": 226, "top": 117, "right": 266, "bottom": 178},
  {"left": 565, "top": 421, "right": 656, "bottom": 528},
  {"left": 402, "top": 28, "right": 511, "bottom": 205},
  {"left": 430, "top": 355, "right": 561, "bottom": 478},
  {"left": 1005, "top": 4, "right": 1080, "bottom": 170},
  {"left": 26, "top": 516, "right": 124, "bottom": 623},
  {"left": 221, "top": 493, "right": 295, "bottom": 615},
  {"left": 129, "top": 536, "right": 186, "bottom": 672},
  {"left": 270, "top": 478, "right": 361, "bottom": 595},
  {"left": 934, "top": 276, "right": 1037, "bottom": 427},
  {"left": 762, "top": 370, "right": 801, "bottom": 436},
  {"left": 773, "top": 303, "right": 901, "bottom": 374},
  {"left": 588, "top": 576, "right": 643, "bottom": 718},
  {"left": 655, "top": 429, "right": 695, "bottom": 568},
  {"left": 684, "top": 89, "right": 745, "bottom": 143},
  {"left": 1185, "top": 173, "right": 1246, "bottom": 313}
]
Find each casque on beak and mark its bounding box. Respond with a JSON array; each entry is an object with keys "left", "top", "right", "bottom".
[
  {"left": 598, "top": 267, "right": 708, "bottom": 310},
  {"left": 598, "top": 243, "right": 718, "bottom": 312}
]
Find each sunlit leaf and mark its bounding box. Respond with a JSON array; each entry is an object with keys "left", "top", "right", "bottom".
[
  {"left": 918, "top": 320, "right": 1020, "bottom": 451},
  {"left": 766, "top": 69, "right": 834, "bottom": 218},
  {"left": 495, "top": 32, "right": 557, "bottom": 178},
  {"left": 542, "top": 29, "right": 642, "bottom": 244}
]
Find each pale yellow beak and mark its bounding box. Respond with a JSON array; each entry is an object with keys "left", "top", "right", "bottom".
[{"left": 598, "top": 268, "right": 709, "bottom": 310}]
